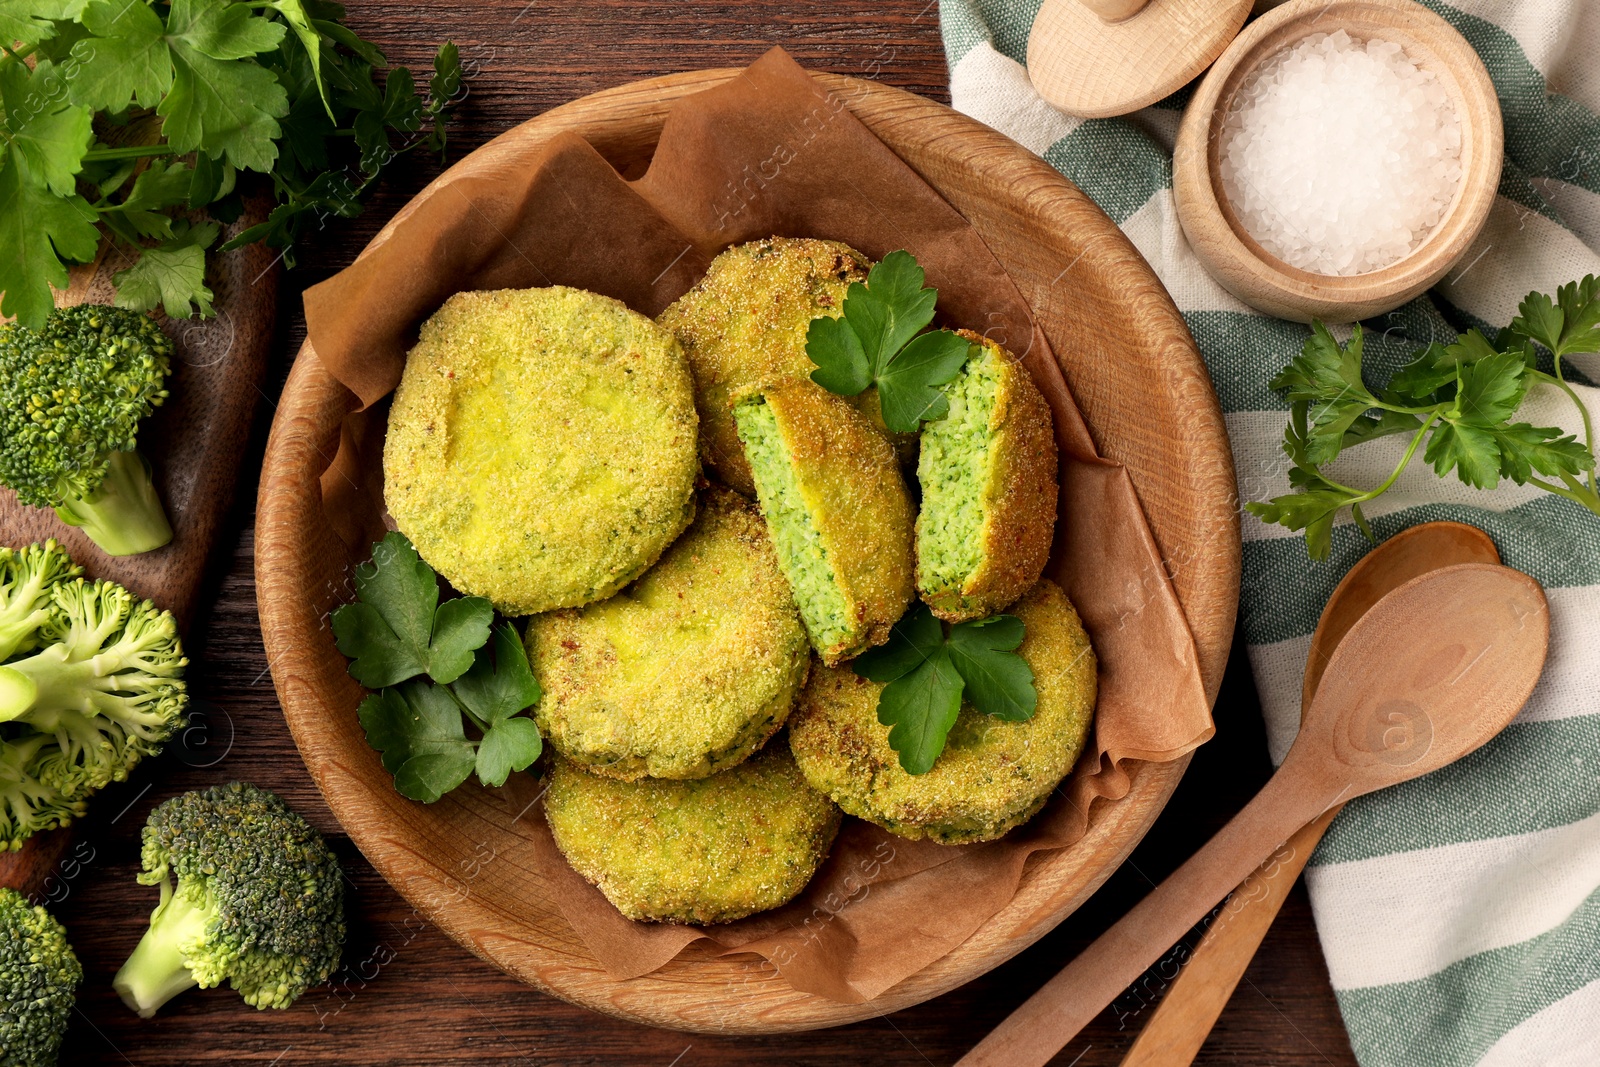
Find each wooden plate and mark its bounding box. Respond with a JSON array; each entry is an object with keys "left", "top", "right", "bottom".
[{"left": 255, "top": 70, "right": 1240, "bottom": 1034}]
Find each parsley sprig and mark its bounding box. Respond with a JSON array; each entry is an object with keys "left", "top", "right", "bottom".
[
  {"left": 0, "top": 0, "right": 462, "bottom": 330},
  {"left": 854, "top": 603, "right": 1037, "bottom": 774},
  {"left": 1248, "top": 279, "right": 1600, "bottom": 559},
  {"left": 806, "top": 249, "right": 975, "bottom": 432},
  {"left": 333, "top": 532, "right": 543, "bottom": 803}
]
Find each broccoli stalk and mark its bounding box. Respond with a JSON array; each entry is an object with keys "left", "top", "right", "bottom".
[
  {"left": 0, "top": 888, "right": 82, "bottom": 1067},
  {"left": 0, "top": 305, "right": 176, "bottom": 558},
  {"left": 110, "top": 875, "right": 211, "bottom": 1015},
  {"left": 54, "top": 450, "right": 173, "bottom": 558},
  {"left": 113, "top": 783, "right": 346, "bottom": 1017}
]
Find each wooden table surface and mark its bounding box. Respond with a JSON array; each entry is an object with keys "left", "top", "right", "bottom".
[{"left": 52, "top": 3, "right": 1359, "bottom": 1063}]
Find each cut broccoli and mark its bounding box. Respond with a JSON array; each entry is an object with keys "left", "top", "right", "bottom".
[
  {"left": 0, "top": 552, "right": 187, "bottom": 851},
  {"left": 0, "top": 305, "right": 176, "bottom": 557},
  {"left": 0, "top": 733, "right": 87, "bottom": 851},
  {"left": 113, "top": 782, "right": 346, "bottom": 1017},
  {"left": 0, "top": 541, "right": 80, "bottom": 662},
  {"left": 0, "top": 888, "right": 82, "bottom": 1067},
  {"left": 0, "top": 577, "right": 187, "bottom": 801}
]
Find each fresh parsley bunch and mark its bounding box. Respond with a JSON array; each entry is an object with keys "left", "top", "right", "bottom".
[
  {"left": 806, "top": 248, "right": 976, "bottom": 432},
  {"left": 854, "top": 603, "right": 1037, "bottom": 774},
  {"left": 0, "top": 0, "right": 462, "bottom": 330},
  {"left": 333, "top": 532, "right": 543, "bottom": 804},
  {"left": 1249, "top": 279, "right": 1600, "bottom": 559}
]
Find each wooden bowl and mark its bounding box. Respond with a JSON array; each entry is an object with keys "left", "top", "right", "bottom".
[
  {"left": 1172, "top": 0, "right": 1503, "bottom": 323},
  {"left": 256, "top": 70, "right": 1240, "bottom": 1034}
]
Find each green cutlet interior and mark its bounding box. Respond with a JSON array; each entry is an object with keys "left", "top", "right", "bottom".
[
  {"left": 733, "top": 396, "right": 853, "bottom": 653},
  {"left": 916, "top": 343, "right": 1000, "bottom": 593}
]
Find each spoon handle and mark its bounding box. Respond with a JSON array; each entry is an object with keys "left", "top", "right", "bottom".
[
  {"left": 1117, "top": 805, "right": 1340, "bottom": 1067},
  {"left": 956, "top": 763, "right": 1341, "bottom": 1067}
]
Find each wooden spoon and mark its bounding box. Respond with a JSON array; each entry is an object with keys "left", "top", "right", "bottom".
[
  {"left": 1119, "top": 522, "right": 1501, "bottom": 1067},
  {"left": 958, "top": 561, "right": 1548, "bottom": 1067}
]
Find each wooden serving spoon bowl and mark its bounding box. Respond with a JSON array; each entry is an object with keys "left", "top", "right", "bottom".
[{"left": 959, "top": 558, "right": 1549, "bottom": 1067}]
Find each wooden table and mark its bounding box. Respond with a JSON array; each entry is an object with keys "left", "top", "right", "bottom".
[{"left": 53, "top": 3, "right": 1359, "bottom": 1063}]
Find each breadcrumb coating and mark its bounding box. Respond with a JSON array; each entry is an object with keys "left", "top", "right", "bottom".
[
  {"left": 384, "top": 286, "right": 699, "bottom": 615},
  {"left": 526, "top": 486, "right": 810, "bottom": 780},
  {"left": 544, "top": 746, "right": 841, "bottom": 924}
]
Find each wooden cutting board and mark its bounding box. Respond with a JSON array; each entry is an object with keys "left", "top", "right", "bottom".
[
  {"left": 0, "top": 216, "right": 280, "bottom": 629},
  {"left": 0, "top": 212, "right": 279, "bottom": 896}
]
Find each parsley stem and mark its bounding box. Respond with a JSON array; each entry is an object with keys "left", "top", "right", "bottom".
[
  {"left": 1551, "top": 360, "right": 1597, "bottom": 495},
  {"left": 1529, "top": 366, "right": 1598, "bottom": 496},
  {"left": 1348, "top": 411, "right": 1440, "bottom": 508},
  {"left": 1527, "top": 474, "right": 1600, "bottom": 516},
  {"left": 83, "top": 145, "right": 177, "bottom": 162}
]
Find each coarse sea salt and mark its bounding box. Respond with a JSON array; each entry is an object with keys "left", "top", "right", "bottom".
[{"left": 1217, "top": 30, "right": 1463, "bottom": 276}]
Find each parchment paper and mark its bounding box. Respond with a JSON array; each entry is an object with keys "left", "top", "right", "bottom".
[{"left": 301, "top": 47, "right": 1214, "bottom": 1004}]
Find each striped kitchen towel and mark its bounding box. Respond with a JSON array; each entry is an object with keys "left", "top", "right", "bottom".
[{"left": 937, "top": 1, "right": 1600, "bottom": 1064}]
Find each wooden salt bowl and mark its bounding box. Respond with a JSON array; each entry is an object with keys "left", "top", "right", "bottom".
[
  {"left": 1173, "top": 0, "right": 1504, "bottom": 323},
  {"left": 255, "top": 70, "right": 1241, "bottom": 1034}
]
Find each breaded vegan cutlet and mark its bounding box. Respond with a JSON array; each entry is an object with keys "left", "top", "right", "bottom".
[
  {"left": 733, "top": 383, "right": 915, "bottom": 666},
  {"left": 789, "top": 579, "right": 1096, "bottom": 844},
  {"left": 544, "top": 747, "right": 841, "bottom": 924},
  {"left": 656, "top": 237, "right": 875, "bottom": 494},
  {"left": 525, "top": 485, "right": 810, "bottom": 781},
  {"left": 916, "top": 331, "right": 1057, "bottom": 622},
  {"left": 384, "top": 287, "right": 699, "bottom": 616}
]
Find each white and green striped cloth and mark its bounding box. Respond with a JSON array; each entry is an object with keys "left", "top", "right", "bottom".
[{"left": 938, "top": 2, "right": 1600, "bottom": 1063}]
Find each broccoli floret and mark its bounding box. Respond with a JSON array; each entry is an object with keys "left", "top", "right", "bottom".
[
  {"left": 0, "top": 888, "right": 82, "bottom": 1067},
  {"left": 113, "top": 782, "right": 347, "bottom": 1017},
  {"left": 0, "top": 541, "right": 80, "bottom": 662},
  {"left": 0, "top": 577, "right": 187, "bottom": 801},
  {"left": 0, "top": 733, "right": 87, "bottom": 851},
  {"left": 0, "top": 305, "right": 175, "bottom": 557}
]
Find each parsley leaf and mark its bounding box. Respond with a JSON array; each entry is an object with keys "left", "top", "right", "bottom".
[
  {"left": 875, "top": 648, "right": 963, "bottom": 776},
  {"left": 945, "top": 614, "right": 1036, "bottom": 720},
  {"left": 158, "top": 42, "right": 289, "bottom": 171},
  {"left": 876, "top": 329, "right": 974, "bottom": 430},
  {"left": 68, "top": 0, "right": 173, "bottom": 113},
  {"left": 2, "top": 1, "right": 461, "bottom": 322},
  {"left": 101, "top": 159, "right": 195, "bottom": 242},
  {"left": 1509, "top": 277, "right": 1600, "bottom": 358},
  {"left": 806, "top": 248, "right": 974, "bottom": 433},
  {"left": 453, "top": 624, "right": 543, "bottom": 787},
  {"left": 845, "top": 250, "right": 938, "bottom": 373},
  {"left": 112, "top": 219, "right": 218, "bottom": 318},
  {"left": 0, "top": 155, "right": 98, "bottom": 328},
  {"left": 853, "top": 603, "right": 1037, "bottom": 774},
  {"left": 358, "top": 682, "right": 475, "bottom": 803},
  {"left": 806, "top": 314, "right": 870, "bottom": 395},
  {"left": 344, "top": 546, "right": 542, "bottom": 803},
  {"left": 331, "top": 530, "right": 492, "bottom": 688},
  {"left": 0, "top": 0, "right": 83, "bottom": 49},
  {"left": 1248, "top": 281, "right": 1600, "bottom": 560}
]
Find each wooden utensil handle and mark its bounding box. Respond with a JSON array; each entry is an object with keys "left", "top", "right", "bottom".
[
  {"left": 956, "top": 764, "right": 1341, "bottom": 1067},
  {"left": 1077, "top": 0, "right": 1152, "bottom": 22},
  {"left": 1119, "top": 805, "right": 1341, "bottom": 1067}
]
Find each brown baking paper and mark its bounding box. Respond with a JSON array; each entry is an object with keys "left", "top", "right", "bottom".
[{"left": 301, "top": 47, "right": 1214, "bottom": 1004}]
